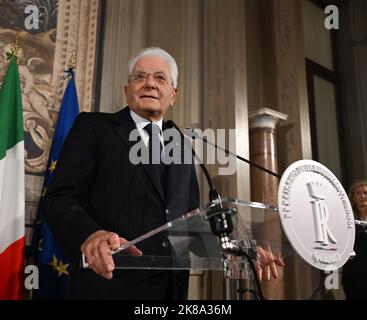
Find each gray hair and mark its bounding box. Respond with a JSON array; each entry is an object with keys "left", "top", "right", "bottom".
[{"left": 128, "top": 47, "right": 178, "bottom": 88}]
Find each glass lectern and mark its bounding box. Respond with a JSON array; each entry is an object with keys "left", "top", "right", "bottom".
[{"left": 81, "top": 198, "right": 294, "bottom": 300}]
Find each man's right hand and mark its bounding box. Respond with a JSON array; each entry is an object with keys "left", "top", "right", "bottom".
[{"left": 81, "top": 230, "right": 142, "bottom": 280}]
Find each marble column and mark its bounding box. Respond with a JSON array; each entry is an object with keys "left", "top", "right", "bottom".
[
  {"left": 249, "top": 107, "right": 287, "bottom": 300},
  {"left": 246, "top": 0, "right": 319, "bottom": 300},
  {"left": 249, "top": 108, "right": 287, "bottom": 205}
]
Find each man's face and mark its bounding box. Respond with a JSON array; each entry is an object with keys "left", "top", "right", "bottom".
[
  {"left": 125, "top": 56, "right": 178, "bottom": 121},
  {"left": 352, "top": 185, "right": 367, "bottom": 211}
]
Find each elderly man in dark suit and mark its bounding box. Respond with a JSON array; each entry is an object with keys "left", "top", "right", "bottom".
[{"left": 44, "top": 47, "right": 199, "bottom": 299}]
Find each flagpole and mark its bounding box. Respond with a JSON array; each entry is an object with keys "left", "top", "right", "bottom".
[
  {"left": 68, "top": 52, "right": 77, "bottom": 71},
  {"left": 0, "top": 30, "right": 25, "bottom": 300},
  {"left": 63, "top": 53, "right": 76, "bottom": 86},
  {"left": 9, "top": 32, "right": 21, "bottom": 62},
  {"left": 29, "top": 50, "right": 80, "bottom": 300}
]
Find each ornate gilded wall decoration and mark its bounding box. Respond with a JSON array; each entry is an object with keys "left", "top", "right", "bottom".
[
  {"left": 0, "top": 0, "right": 58, "bottom": 175},
  {"left": 0, "top": 0, "right": 100, "bottom": 177},
  {"left": 0, "top": 0, "right": 101, "bottom": 245}
]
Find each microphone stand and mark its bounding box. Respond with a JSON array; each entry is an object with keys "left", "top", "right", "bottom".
[
  {"left": 184, "top": 128, "right": 281, "bottom": 179},
  {"left": 166, "top": 121, "right": 264, "bottom": 300}
]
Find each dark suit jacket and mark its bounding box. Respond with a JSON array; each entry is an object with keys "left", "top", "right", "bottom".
[
  {"left": 44, "top": 106, "right": 200, "bottom": 300},
  {"left": 342, "top": 226, "right": 367, "bottom": 300}
]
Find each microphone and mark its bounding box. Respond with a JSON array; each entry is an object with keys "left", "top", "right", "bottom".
[
  {"left": 165, "top": 120, "right": 240, "bottom": 254},
  {"left": 185, "top": 128, "right": 281, "bottom": 179}
]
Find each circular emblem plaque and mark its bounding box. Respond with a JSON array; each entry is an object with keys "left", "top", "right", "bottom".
[{"left": 278, "top": 160, "right": 355, "bottom": 271}]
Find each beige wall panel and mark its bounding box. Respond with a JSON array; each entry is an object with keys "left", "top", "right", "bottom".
[{"left": 302, "top": 0, "right": 334, "bottom": 70}]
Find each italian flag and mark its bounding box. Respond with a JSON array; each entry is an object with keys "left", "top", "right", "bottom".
[{"left": 0, "top": 56, "right": 25, "bottom": 300}]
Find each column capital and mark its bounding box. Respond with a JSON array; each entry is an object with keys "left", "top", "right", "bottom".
[{"left": 249, "top": 107, "right": 288, "bottom": 130}]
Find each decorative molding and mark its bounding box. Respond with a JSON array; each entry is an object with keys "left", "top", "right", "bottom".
[
  {"left": 53, "top": 0, "right": 101, "bottom": 112},
  {"left": 249, "top": 107, "right": 288, "bottom": 130}
]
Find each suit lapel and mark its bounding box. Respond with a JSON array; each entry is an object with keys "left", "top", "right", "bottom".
[
  {"left": 112, "top": 107, "right": 137, "bottom": 151},
  {"left": 112, "top": 107, "right": 165, "bottom": 202}
]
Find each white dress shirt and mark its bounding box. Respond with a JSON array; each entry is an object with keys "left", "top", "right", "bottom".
[{"left": 130, "top": 109, "right": 164, "bottom": 148}]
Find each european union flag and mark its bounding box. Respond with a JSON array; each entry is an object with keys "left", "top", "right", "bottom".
[{"left": 30, "top": 69, "right": 79, "bottom": 299}]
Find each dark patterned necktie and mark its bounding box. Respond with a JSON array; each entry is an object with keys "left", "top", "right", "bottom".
[{"left": 144, "top": 123, "right": 166, "bottom": 195}]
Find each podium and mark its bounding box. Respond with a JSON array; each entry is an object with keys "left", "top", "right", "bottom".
[
  {"left": 82, "top": 198, "right": 294, "bottom": 300},
  {"left": 80, "top": 160, "right": 364, "bottom": 300}
]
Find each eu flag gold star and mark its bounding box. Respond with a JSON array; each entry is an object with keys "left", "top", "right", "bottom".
[
  {"left": 49, "top": 255, "right": 58, "bottom": 272},
  {"left": 49, "top": 160, "right": 57, "bottom": 173},
  {"left": 57, "top": 260, "right": 70, "bottom": 277}
]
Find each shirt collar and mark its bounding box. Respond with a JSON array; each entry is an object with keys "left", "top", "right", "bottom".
[{"left": 130, "top": 109, "right": 163, "bottom": 133}]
